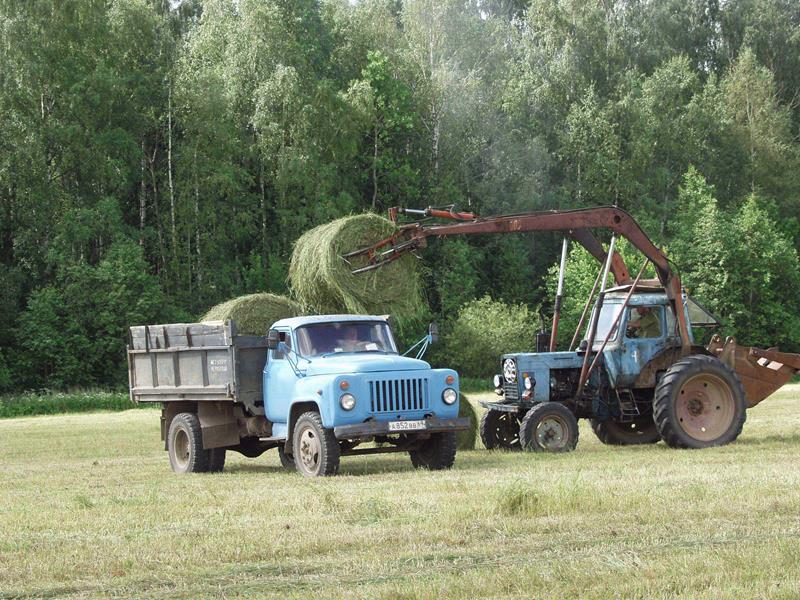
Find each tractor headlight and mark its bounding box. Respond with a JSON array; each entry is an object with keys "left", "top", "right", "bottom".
[
  {"left": 339, "top": 393, "right": 356, "bottom": 411},
  {"left": 503, "top": 358, "right": 517, "bottom": 383},
  {"left": 442, "top": 388, "right": 458, "bottom": 405},
  {"left": 493, "top": 374, "right": 502, "bottom": 388},
  {"left": 524, "top": 376, "right": 534, "bottom": 390}
]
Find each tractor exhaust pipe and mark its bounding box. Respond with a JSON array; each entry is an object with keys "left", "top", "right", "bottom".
[{"left": 550, "top": 238, "right": 569, "bottom": 352}]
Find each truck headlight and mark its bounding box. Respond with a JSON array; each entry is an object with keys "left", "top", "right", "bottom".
[
  {"left": 442, "top": 388, "right": 458, "bottom": 405},
  {"left": 493, "top": 374, "right": 501, "bottom": 388},
  {"left": 339, "top": 393, "right": 356, "bottom": 411},
  {"left": 524, "top": 376, "right": 534, "bottom": 390}
]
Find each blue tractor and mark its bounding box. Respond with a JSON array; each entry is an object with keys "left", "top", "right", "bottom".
[{"left": 348, "top": 205, "right": 800, "bottom": 452}]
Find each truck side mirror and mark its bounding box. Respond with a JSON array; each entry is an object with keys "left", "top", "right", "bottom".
[
  {"left": 428, "top": 323, "right": 439, "bottom": 344},
  {"left": 267, "top": 329, "right": 279, "bottom": 350}
]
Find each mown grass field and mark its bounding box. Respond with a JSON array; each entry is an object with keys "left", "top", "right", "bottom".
[{"left": 1, "top": 388, "right": 799, "bottom": 599}]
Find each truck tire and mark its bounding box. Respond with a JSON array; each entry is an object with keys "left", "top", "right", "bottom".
[
  {"left": 207, "top": 448, "right": 226, "bottom": 472},
  {"left": 277, "top": 446, "right": 295, "bottom": 470},
  {"left": 292, "top": 411, "right": 340, "bottom": 477},
  {"left": 590, "top": 416, "right": 660, "bottom": 445},
  {"left": 519, "top": 403, "right": 579, "bottom": 452},
  {"left": 167, "top": 412, "right": 210, "bottom": 473},
  {"left": 479, "top": 409, "right": 521, "bottom": 451},
  {"left": 653, "top": 355, "right": 746, "bottom": 449},
  {"left": 409, "top": 431, "right": 457, "bottom": 470}
]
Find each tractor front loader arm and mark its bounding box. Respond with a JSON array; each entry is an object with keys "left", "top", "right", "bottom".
[{"left": 346, "top": 205, "right": 692, "bottom": 353}]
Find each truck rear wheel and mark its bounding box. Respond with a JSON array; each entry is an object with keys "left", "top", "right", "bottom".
[
  {"left": 167, "top": 412, "right": 210, "bottom": 473},
  {"left": 653, "top": 355, "right": 746, "bottom": 448},
  {"left": 479, "top": 409, "right": 521, "bottom": 450},
  {"left": 409, "top": 431, "right": 457, "bottom": 470},
  {"left": 519, "top": 403, "right": 579, "bottom": 452},
  {"left": 292, "top": 412, "right": 340, "bottom": 477},
  {"left": 590, "top": 416, "right": 660, "bottom": 445}
]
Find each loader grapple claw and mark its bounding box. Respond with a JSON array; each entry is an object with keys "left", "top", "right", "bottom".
[{"left": 707, "top": 335, "right": 800, "bottom": 407}]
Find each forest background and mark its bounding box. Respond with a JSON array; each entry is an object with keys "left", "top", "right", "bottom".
[{"left": 2, "top": 0, "right": 800, "bottom": 390}]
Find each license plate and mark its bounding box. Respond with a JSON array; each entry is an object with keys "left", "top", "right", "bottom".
[{"left": 388, "top": 419, "right": 426, "bottom": 432}]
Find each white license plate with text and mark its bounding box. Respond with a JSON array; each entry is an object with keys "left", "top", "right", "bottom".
[{"left": 388, "top": 420, "right": 427, "bottom": 432}]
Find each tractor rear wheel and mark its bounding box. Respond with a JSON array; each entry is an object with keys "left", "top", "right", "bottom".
[
  {"left": 590, "top": 416, "right": 660, "bottom": 445},
  {"left": 519, "top": 403, "right": 579, "bottom": 453},
  {"left": 479, "top": 409, "right": 521, "bottom": 450},
  {"left": 653, "top": 355, "right": 746, "bottom": 449}
]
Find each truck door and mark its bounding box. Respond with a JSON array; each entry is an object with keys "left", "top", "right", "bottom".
[
  {"left": 615, "top": 306, "right": 668, "bottom": 388},
  {"left": 263, "top": 328, "right": 297, "bottom": 424}
]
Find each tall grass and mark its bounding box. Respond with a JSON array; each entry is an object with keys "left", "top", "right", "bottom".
[{"left": 0, "top": 390, "right": 142, "bottom": 418}]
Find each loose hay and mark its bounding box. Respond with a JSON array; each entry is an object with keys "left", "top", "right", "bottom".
[
  {"left": 202, "top": 293, "right": 301, "bottom": 336},
  {"left": 457, "top": 393, "right": 478, "bottom": 450},
  {"left": 289, "top": 213, "right": 422, "bottom": 316}
]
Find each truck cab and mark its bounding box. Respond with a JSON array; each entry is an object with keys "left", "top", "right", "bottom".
[{"left": 128, "top": 315, "right": 469, "bottom": 476}]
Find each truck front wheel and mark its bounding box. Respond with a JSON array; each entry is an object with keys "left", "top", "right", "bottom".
[
  {"left": 519, "top": 403, "right": 579, "bottom": 452},
  {"left": 292, "top": 412, "right": 340, "bottom": 477},
  {"left": 409, "top": 431, "right": 457, "bottom": 470},
  {"left": 167, "top": 412, "right": 210, "bottom": 473}
]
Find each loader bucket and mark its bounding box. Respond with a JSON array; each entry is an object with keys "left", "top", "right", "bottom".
[{"left": 707, "top": 335, "right": 800, "bottom": 408}]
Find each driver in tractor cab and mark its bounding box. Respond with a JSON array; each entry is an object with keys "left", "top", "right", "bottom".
[{"left": 627, "top": 306, "right": 661, "bottom": 338}]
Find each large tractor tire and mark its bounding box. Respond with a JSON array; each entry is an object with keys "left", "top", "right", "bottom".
[
  {"left": 479, "top": 409, "right": 522, "bottom": 450},
  {"left": 409, "top": 431, "right": 457, "bottom": 470},
  {"left": 292, "top": 412, "right": 341, "bottom": 477},
  {"left": 519, "top": 403, "right": 579, "bottom": 453},
  {"left": 590, "top": 416, "right": 661, "bottom": 446},
  {"left": 167, "top": 412, "right": 210, "bottom": 473},
  {"left": 653, "top": 355, "right": 746, "bottom": 449}
]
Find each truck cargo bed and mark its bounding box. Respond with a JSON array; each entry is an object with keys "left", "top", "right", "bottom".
[{"left": 127, "top": 321, "right": 267, "bottom": 415}]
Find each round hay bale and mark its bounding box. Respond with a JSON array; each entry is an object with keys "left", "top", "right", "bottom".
[
  {"left": 457, "top": 393, "right": 478, "bottom": 450},
  {"left": 289, "top": 213, "right": 422, "bottom": 317},
  {"left": 202, "top": 293, "right": 301, "bottom": 336}
]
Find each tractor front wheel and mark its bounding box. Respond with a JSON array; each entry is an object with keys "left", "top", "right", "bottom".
[
  {"left": 479, "top": 409, "right": 522, "bottom": 450},
  {"left": 519, "top": 403, "right": 579, "bottom": 452},
  {"left": 653, "top": 355, "right": 746, "bottom": 449},
  {"left": 590, "top": 416, "right": 660, "bottom": 445}
]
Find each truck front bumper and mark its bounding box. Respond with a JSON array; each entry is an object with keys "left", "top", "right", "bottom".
[{"left": 333, "top": 416, "right": 471, "bottom": 440}]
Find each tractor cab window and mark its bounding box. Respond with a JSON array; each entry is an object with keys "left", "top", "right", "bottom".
[
  {"left": 594, "top": 304, "right": 624, "bottom": 343},
  {"left": 273, "top": 330, "right": 292, "bottom": 360},
  {"left": 626, "top": 306, "right": 663, "bottom": 339}
]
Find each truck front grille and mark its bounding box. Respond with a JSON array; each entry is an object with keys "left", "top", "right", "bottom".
[{"left": 368, "top": 378, "right": 429, "bottom": 414}]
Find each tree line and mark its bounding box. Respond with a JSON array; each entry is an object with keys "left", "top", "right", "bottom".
[{"left": 2, "top": 0, "right": 799, "bottom": 389}]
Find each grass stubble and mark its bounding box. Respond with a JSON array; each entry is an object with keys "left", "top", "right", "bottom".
[{"left": 1, "top": 388, "right": 799, "bottom": 599}]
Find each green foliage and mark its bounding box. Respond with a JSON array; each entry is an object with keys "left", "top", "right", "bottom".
[
  {"left": 0, "top": 391, "right": 143, "bottom": 419},
  {"left": 440, "top": 296, "right": 537, "bottom": 378},
  {"left": 3, "top": 0, "right": 800, "bottom": 391}
]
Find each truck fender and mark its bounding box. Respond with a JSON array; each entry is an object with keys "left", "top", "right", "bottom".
[
  {"left": 284, "top": 400, "right": 322, "bottom": 454},
  {"left": 197, "top": 402, "right": 241, "bottom": 450}
]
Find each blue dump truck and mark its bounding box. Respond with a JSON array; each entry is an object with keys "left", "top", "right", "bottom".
[{"left": 127, "top": 315, "right": 468, "bottom": 476}]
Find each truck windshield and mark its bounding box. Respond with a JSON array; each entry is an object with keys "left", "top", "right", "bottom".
[{"left": 295, "top": 322, "right": 398, "bottom": 357}]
